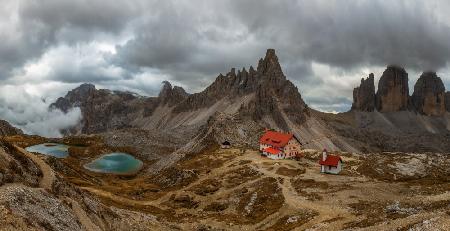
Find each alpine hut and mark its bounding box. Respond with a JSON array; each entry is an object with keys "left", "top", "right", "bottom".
[
  {"left": 259, "top": 130, "right": 302, "bottom": 160},
  {"left": 319, "top": 149, "right": 343, "bottom": 174}
]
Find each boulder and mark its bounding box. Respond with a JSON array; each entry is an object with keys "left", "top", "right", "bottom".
[
  {"left": 411, "top": 72, "right": 446, "bottom": 116},
  {"left": 375, "top": 66, "right": 410, "bottom": 112}
]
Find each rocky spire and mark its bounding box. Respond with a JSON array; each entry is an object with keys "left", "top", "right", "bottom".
[
  {"left": 158, "top": 81, "right": 188, "bottom": 105},
  {"left": 50, "top": 83, "right": 97, "bottom": 113},
  {"left": 375, "top": 65, "right": 409, "bottom": 112},
  {"left": 411, "top": 72, "right": 446, "bottom": 116},
  {"left": 249, "top": 65, "right": 256, "bottom": 75},
  {"left": 158, "top": 81, "right": 173, "bottom": 98},
  {"left": 257, "top": 49, "right": 284, "bottom": 78},
  {"left": 352, "top": 73, "right": 375, "bottom": 111}
]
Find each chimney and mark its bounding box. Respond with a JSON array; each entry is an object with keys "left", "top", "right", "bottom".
[
  {"left": 321, "top": 148, "right": 327, "bottom": 173},
  {"left": 322, "top": 149, "right": 327, "bottom": 161}
]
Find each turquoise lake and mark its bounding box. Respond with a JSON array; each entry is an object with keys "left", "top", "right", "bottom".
[
  {"left": 25, "top": 143, "right": 69, "bottom": 158},
  {"left": 84, "top": 153, "right": 143, "bottom": 175}
]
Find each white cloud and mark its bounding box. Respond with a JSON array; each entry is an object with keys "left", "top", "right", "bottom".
[{"left": 0, "top": 85, "right": 81, "bottom": 137}]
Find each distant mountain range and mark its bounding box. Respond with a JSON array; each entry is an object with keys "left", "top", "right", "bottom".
[{"left": 49, "top": 49, "right": 450, "bottom": 154}]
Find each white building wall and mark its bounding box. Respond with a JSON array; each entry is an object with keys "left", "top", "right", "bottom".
[
  {"left": 283, "top": 138, "right": 302, "bottom": 158},
  {"left": 260, "top": 137, "right": 301, "bottom": 159},
  {"left": 266, "top": 153, "right": 284, "bottom": 160},
  {"left": 322, "top": 161, "right": 342, "bottom": 174},
  {"left": 259, "top": 143, "right": 270, "bottom": 151}
]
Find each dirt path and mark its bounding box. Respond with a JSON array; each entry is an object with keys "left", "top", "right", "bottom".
[
  {"left": 66, "top": 197, "right": 102, "bottom": 231},
  {"left": 74, "top": 149, "right": 450, "bottom": 230},
  {"left": 13, "top": 145, "right": 55, "bottom": 191},
  {"left": 82, "top": 150, "right": 358, "bottom": 230},
  {"left": 12, "top": 145, "right": 105, "bottom": 230},
  {"left": 244, "top": 155, "right": 356, "bottom": 231}
]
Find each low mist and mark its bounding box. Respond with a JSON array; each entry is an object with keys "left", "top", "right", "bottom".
[{"left": 0, "top": 86, "right": 81, "bottom": 137}]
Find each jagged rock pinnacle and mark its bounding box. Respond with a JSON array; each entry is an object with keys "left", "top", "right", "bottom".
[
  {"left": 257, "top": 49, "right": 284, "bottom": 77},
  {"left": 159, "top": 81, "right": 173, "bottom": 98},
  {"left": 375, "top": 65, "right": 409, "bottom": 112},
  {"left": 411, "top": 72, "right": 446, "bottom": 116},
  {"left": 159, "top": 81, "right": 188, "bottom": 105},
  {"left": 352, "top": 73, "right": 375, "bottom": 111}
]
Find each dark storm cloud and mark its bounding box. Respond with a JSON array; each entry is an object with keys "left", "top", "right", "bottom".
[
  {"left": 1, "top": 0, "right": 450, "bottom": 123},
  {"left": 228, "top": 0, "right": 450, "bottom": 70},
  {"left": 110, "top": 0, "right": 450, "bottom": 95},
  {"left": 0, "top": 0, "right": 141, "bottom": 78}
]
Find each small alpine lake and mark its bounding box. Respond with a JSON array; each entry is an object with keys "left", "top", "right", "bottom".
[
  {"left": 25, "top": 143, "right": 69, "bottom": 158},
  {"left": 84, "top": 152, "right": 143, "bottom": 175}
]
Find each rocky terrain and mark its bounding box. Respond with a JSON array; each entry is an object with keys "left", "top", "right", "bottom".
[
  {"left": 1, "top": 134, "right": 449, "bottom": 230},
  {"left": 0, "top": 136, "right": 171, "bottom": 230}
]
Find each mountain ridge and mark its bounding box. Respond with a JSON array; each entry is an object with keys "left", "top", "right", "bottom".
[{"left": 49, "top": 49, "right": 450, "bottom": 156}]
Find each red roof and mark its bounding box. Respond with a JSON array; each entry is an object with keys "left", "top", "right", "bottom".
[
  {"left": 263, "top": 147, "right": 281, "bottom": 155},
  {"left": 259, "top": 131, "right": 293, "bottom": 148},
  {"left": 319, "top": 154, "right": 342, "bottom": 167}
]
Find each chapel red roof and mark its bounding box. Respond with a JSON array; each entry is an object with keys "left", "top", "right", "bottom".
[
  {"left": 319, "top": 154, "right": 342, "bottom": 167},
  {"left": 259, "top": 131, "right": 293, "bottom": 148},
  {"left": 263, "top": 147, "right": 282, "bottom": 155}
]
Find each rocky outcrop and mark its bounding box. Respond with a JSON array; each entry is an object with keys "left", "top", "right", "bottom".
[
  {"left": 239, "top": 49, "right": 309, "bottom": 128},
  {"left": 0, "top": 120, "right": 23, "bottom": 136},
  {"left": 159, "top": 81, "right": 189, "bottom": 106},
  {"left": 51, "top": 83, "right": 96, "bottom": 113},
  {"left": 352, "top": 73, "right": 375, "bottom": 111},
  {"left": 375, "top": 66, "right": 410, "bottom": 112},
  {"left": 50, "top": 84, "right": 150, "bottom": 134},
  {"left": 411, "top": 72, "right": 446, "bottom": 116}
]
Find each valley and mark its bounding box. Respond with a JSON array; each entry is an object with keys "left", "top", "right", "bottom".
[{"left": 1, "top": 134, "right": 449, "bottom": 230}]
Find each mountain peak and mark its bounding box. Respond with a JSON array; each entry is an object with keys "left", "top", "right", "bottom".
[
  {"left": 159, "top": 81, "right": 173, "bottom": 98},
  {"left": 352, "top": 73, "right": 375, "bottom": 111},
  {"left": 257, "top": 49, "right": 284, "bottom": 77},
  {"left": 376, "top": 65, "right": 409, "bottom": 112},
  {"left": 158, "top": 81, "right": 188, "bottom": 105},
  {"left": 411, "top": 72, "right": 446, "bottom": 116}
]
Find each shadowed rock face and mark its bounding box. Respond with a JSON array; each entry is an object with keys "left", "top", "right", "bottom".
[
  {"left": 239, "top": 49, "right": 309, "bottom": 128},
  {"left": 159, "top": 81, "right": 189, "bottom": 106},
  {"left": 446, "top": 92, "right": 450, "bottom": 112},
  {"left": 375, "top": 66, "right": 409, "bottom": 112},
  {"left": 50, "top": 84, "right": 151, "bottom": 134},
  {"left": 411, "top": 72, "right": 446, "bottom": 116},
  {"left": 352, "top": 73, "right": 375, "bottom": 111},
  {"left": 50, "top": 83, "right": 96, "bottom": 114}
]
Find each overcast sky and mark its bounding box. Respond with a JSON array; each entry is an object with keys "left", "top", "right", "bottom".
[{"left": 1, "top": 0, "right": 450, "bottom": 135}]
